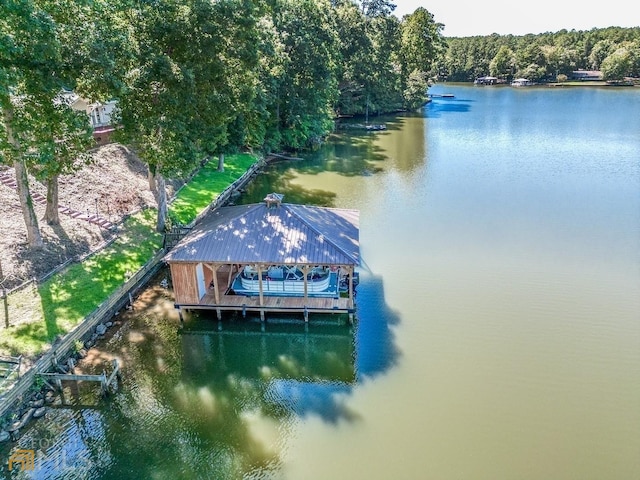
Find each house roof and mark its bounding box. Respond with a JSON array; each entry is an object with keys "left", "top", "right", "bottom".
[{"left": 165, "top": 202, "right": 360, "bottom": 266}]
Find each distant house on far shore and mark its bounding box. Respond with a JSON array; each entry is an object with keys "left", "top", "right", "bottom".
[{"left": 570, "top": 70, "right": 603, "bottom": 81}]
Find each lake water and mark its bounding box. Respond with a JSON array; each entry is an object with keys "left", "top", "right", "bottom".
[{"left": 3, "top": 84, "right": 640, "bottom": 479}]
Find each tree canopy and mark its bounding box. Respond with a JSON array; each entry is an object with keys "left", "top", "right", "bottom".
[
  {"left": 3, "top": 0, "right": 638, "bottom": 247},
  {"left": 438, "top": 27, "right": 640, "bottom": 82},
  {"left": 1, "top": 0, "right": 447, "bottom": 240}
]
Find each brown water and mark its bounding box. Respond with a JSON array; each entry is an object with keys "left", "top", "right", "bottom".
[{"left": 3, "top": 85, "right": 639, "bottom": 479}]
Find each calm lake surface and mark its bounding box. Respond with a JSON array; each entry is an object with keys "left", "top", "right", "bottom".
[{"left": 4, "top": 84, "right": 640, "bottom": 479}]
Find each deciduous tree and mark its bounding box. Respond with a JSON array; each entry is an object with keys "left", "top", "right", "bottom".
[{"left": 115, "top": 0, "right": 263, "bottom": 231}]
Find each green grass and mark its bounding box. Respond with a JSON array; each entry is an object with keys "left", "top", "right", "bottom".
[
  {"left": 1, "top": 153, "right": 258, "bottom": 359},
  {"left": 0, "top": 210, "right": 162, "bottom": 357},
  {"left": 169, "top": 153, "right": 257, "bottom": 225}
]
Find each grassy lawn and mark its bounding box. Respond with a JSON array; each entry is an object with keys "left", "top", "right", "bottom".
[
  {"left": 1, "top": 153, "right": 258, "bottom": 359},
  {"left": 0, "top": 209, "right": 162, "bottom": 357},
  {"left": 169, "top": 153, "right": 257, "bottom": 225}
]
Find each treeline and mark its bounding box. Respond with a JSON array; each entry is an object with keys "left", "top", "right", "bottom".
[
  {"left": 437, "top": 27, "right": 640, "bottom": 82},
  {"left": 1, "top": 0, "right": 445, "bottom": 243}
]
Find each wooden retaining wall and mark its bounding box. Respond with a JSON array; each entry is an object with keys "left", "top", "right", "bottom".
[{"left": 0, "top": 249, "right": 165, "bottom": 419}]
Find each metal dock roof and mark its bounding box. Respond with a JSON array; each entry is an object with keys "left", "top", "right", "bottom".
[{"left": 165, "top": 202, "right": 360, "bottom": 266}]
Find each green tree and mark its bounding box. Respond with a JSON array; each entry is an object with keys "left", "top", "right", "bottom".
[
  {"left": 490, "top": 45, "right": 515, "bottom": 79},
  {"left": 365, "top": 15, "right": 403, "bottom": 115},
  {"left": 0, "top": 0, "right": 62, "bottom": 247},
  {"left": 588, "top": 39, "right": 615, "bottom": 70},
  {"left": 439, "top": 27, "right": 640, "bottom": 83},
  {"left": 333, "top": 0, "right": 373, "bottom": 116},
  {"left": 601, "top": 44, "right": 636, "bottom": 80},
  {"left": 270, "top": 0, "right": 339, "bottom": 149},
  {"left": 515, "top": 40, "right": 547, "bottom": 81},
  {"left": 30, "top": 99, "right": 95, "bottom": 224},
  {"left": 115, "top": 0, "right": 261, "bottom": 231},
  {"left": 403, "top": 69, "right": 429, "bottom": 110},
  {"left": 542, "top": 44, "right": 579, "bottom": 79},
  {"left": 1, "top": 0, "right": 117, "bottom": 244},
  {"left": 358, "top": 0, "right": 396, "bottom": 18},
  {"left": 400, "top": 7, "right": 445, "bottom": 80}
]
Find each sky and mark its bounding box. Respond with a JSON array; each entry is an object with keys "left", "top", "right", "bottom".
[{"left": 393, "top": 1, "right": 640, "bottom": 37}]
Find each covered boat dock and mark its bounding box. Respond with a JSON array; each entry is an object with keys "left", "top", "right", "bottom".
[{"left": 164, "top": 194, "right": 360, "bottom": 322}]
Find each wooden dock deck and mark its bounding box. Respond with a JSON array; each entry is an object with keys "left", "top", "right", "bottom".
[
  {"left": 166, "top": 199, "right": 361, "bottom": 323},
  {"left": 176, "top": 269, "right": 354, "bottom": 320}
]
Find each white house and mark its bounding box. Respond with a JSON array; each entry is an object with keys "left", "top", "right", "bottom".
[{"left": 56, "top": 89, "right": 117, "bottom": 143}]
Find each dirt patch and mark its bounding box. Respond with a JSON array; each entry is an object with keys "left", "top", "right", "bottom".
[
  {"left": 73, "top": 272, "right": 180, "bottom": 376},
  {"left": 0, "top": 143, "right": 181, "bottom": 290}
]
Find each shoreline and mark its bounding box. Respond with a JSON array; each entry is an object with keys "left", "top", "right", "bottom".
[{"left": 0, "top": 153, "right": 273, "bottom": 440}]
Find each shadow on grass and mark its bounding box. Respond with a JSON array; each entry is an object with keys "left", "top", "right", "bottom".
[
  {"left": 0, "top": 321, "right": 54, "bottom": 357},
  {"left": 37, "top": 210, "right": 162, "bottom": 353}
]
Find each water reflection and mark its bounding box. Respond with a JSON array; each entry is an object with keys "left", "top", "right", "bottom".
[
  {"left": 181, "top": 320, "right": 356, "bottom": 385},
  {"left": 181, "top": 318, "right": 357, "bottom": 424},
  {"left": 1, "top": 269, "right": 400, "bottom": 479},
  {"left": 239, "top": 166, "right": 338, "bottom": 207},
  {"left": 425, "top": 96, "right": 473, "bottom": 117}
]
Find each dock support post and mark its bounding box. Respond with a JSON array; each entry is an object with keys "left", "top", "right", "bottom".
[
  {"left": 242, "top": 304, "right": 246, "bottom": 318},
  {"left": 260, "top": 310, "right": 265, "bottom": 323},
  {"left": 216, "top": 308, "right": 222, "bottom": 321},
  {"left": 304, "top": 306, "right": 308, "bottom": 322},
  {"left": 100, "top": 371, "right": 107, "bottom": 397},
  {"left": 178, "top": 308, "right": 184, "bottom": 327}
]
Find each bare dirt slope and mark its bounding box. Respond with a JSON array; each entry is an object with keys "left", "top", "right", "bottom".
[{"left": 0, "top": 143, "right": 179, "bottom": 290}]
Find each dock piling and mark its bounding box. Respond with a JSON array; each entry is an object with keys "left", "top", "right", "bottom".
[{"left": 38, "top": 359, "right": 120, "bottom": 398}]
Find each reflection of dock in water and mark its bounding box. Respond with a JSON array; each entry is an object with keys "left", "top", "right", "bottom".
[{"left": 181, "top": 321, "right": 356, "bottom": 384}]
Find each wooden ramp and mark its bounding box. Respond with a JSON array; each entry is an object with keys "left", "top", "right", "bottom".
[{"left": 38, "top": 359, "right": 120, "bottom": 397}]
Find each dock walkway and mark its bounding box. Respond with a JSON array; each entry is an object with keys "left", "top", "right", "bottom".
[{"left": 181, "top": 269, "right": 353, "bottom": 314}]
